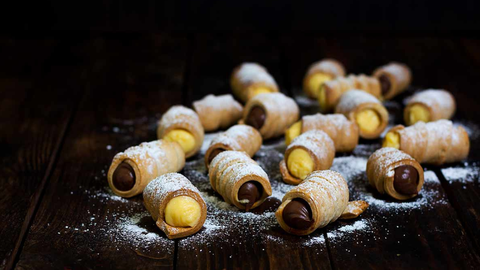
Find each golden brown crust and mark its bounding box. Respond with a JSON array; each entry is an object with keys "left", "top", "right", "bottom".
[
  {"left": 193, "top": 94, "right": 243, "bottom": 132},
  {"left": 208, "top": 151, "right": 272, "bottom": 210},
  {"left": 204, "top": 125, "right": 262, "bottom": 168},
  {"left": 303, "top": 59, "right": 346, "bottom": 98},
  {"left": 335, "top": 90, "right": 388, "bottom": 139},
  {"left": 230, "top": 63, "right": 279, "bottom": 102},
  {"left": 301, "top": 113, "right": 359, "bottom": 152},
  {"left": 157, "top": 105, "right": 204, "bottom": 158},
  {"left": 366, "top": 147, "right": 424, "bottom": 200},
  {"left": 404, "top": 89, "right": 456, "bottom": 125},
  {"left": 275, "top": 170, "right": 367, "bottom": 236},
  {"left": 280, "top": 130, "right": 335, "bottom": 185},
  {"left": 242, "top": 93, "right": 300, "bottom": 140},
  {"left": 320, "top": 74, "right": 381, "bottom": 112},
  {"left": 386, "top": 120, "right": 470, "bottom": 165},
  {"left": 143, "top": 173, "right": 207, "bottom": 239},
  {"left": 107, "top": 140, "right": 185, "bottom": 198},
  {"left": 373, "top": 62, "right": 412, "bottom": 100}
]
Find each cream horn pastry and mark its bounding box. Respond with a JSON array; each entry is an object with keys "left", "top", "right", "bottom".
[
  {"left": 209, "top": 151, "right": 272, "bottom": 211},
  {"left": 280, "top": 130, "right": 335, "bottom": 185},
  {"left": 318, "top": 74, "right": 381, "bottom": 112},
  {"left": 367, "top": 147, "right": 424, "bottom": 200},
  {"left": 383, "top": 120, "right": 469, "bottom": 165},
  {"left": 143, "top": 173, "right": 206, "bottom": 239},
  {"left": 404, "top": 89, "right": 456, "bottom": 126},
  {"left": 303, "top": 59, "right": 346, "bottom": 99},
  {"left": 230, "top": 62, "right": 279, "bottom": 102},
  {"left": 242, "top": 92, "right": 300, "bottom": 140},
  {"left": 204, "top": 125, "right": 262, "bottom": 168},
  {"left": 157, "top": 105, "right": 204, "bottom": 158},
  {"left": 373, "top": 62, "right": 412, "bottom": 100},
  {"left": 285, "top": 113, "right": 359, "bottom": 152},
  {"left": 107, "top": 140, "right": 185, "bottom": 198},
  {"left": 193, "top": 94, "right": 243, "bottom": 132},
  {"left": 335, "top": 90, "right": 388, "bottom": 139},
  {"left": 275, "top": 170, "right": 368, "bottom": 236}
]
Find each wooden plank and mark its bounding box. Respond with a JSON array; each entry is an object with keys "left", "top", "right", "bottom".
[
  {"left": 15, "top": 34, "right": 188, "bottom": 269},
  {"left": 430, "top": 38, "right": 480, "bottom": 252},
  {"left": 281, "top": 35, "right": 480, "bottom": 269},
  {"left": 0, "top": 35, "right": 85, "bottom": 269},
  {"left": 176, "top": 33, "right": 332, "bottom": 270}
]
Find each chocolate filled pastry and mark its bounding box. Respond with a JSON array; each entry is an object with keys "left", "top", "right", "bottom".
[
  {"left": 275, "top": 170, "right": 368, "bottom": 236},
  {"left": 367, "top": 147, "right": 424, "bottom": 200},
  {"left": 285, "top": 113, "right": 359, "bottom": 152},
  {"left": 157, "top": 105, "right": 204, "bottom": 158},
  {"left": 383, "top": 120, "right": 470, "bottom": 165},
  {"left": 107, "top": 140, "right": 185, "bottom": 198},
  {"left": 193, "top": 94, "right": 243, "bottom": 132},
  {"left": 280, "top": 130, "right": 335, "bottom": 185},
  {"left": 143, "top": 173, "right": 207, "bottom": 239},
  {"left": 204, "top": 125, "right": 262, "bottom": 168},
  {"left": 208, "top": 151, "right": 272, "bottom": 211},
  {"left": 318, "top": 74, "right": 381, "bottom": 112},
  {"left": 230, "top": 62, "right": 279, "bottom": 102},
  {"left": 335, "top": 90, "right": 388, "bottom": 139},
  {"left": 242, "top": 93, "right": 300, "bottom": 140},
  {"left": 303, "top": 59, "right": 346, "bottom": 99},
  {"left": 404, "top": 89, "right": 456, "bottom": 126},
  {"left": 373, "top": 62, "right": 412, "bottom": 100}
]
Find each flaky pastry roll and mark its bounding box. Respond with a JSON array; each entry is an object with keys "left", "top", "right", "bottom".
[
  {"left": 157, "top": 105, "right": 204, "bottom": 158},
  {"left": 280, "top": 130, "right": 335, "bottom": 185},
  {"left": 285, "top": 113, "right": 359, "bottom": 152},
  {"left": 242, "top": 92, "right": 300, "bottom": 140},
  {"left": 230, "top": 62, "right": 279, "bottom": 102},
  {"left": 209, "top": 151, "right": 272, "bottom": 211},
  {"left": 373, "top": 62, "right": 412, "bottom": 100},
  {"left": 335, "top": 90, "right": 388, "bottom": 139},
  {"left": 275, "top": 170, "right": 368, "bottom": 236},
  {"left": 383, "top": 120, "right": 469, "bottom": 165},
  {"left": 367, "top": 148, "right": 424, "bottom": 200},
  {"left": 318, "top": 74, "right": 381, "bottom": 112},
  {"left": 204, "top": 125, "right": 262, "bottom": 168},
  {"left": 303, "top": 59, "right": 346, "bottom": 99},
  {"left": 193, "top": 94, "right": 243, "bottom": 132},
  {"left": 107, "top": 140, "right": 185, "bottom": 198},
  {"left": 404, "top": 89, "right": 456, "bottom": 126},
  {"left": 143, "top": 173, "right": 206, "bottom": 239}
]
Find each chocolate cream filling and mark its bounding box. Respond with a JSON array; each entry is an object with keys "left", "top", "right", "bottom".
[
  {"left": 238, "top": 181, "right": 263, "bottom": 211},
  {"left": 282, "top": 198, "right": 314, "bottom": 230},
  {"left": 394, "top": 165, "right": 419, "bottom": 195},
  {"left": 112, "top": 162, "right": 136, "bottom": 191},
  {"left": 245, "top": 106, "right": 266, "bottom": 130}
]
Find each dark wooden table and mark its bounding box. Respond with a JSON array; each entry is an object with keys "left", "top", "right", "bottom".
[{"left": 1, "top": 33, "right": 480, "bottom": 270}]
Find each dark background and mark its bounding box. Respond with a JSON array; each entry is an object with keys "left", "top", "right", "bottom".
[{"left": 1, "top": 0, "right": 480, "bottom": 33}]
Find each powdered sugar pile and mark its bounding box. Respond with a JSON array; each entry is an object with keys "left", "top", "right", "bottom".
[{"left": 441, "top": 164, "right": 479, "bottom": 184}]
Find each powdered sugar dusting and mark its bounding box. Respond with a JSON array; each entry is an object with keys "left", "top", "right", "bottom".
[
  {"left": 236, "top": 63, "right": 277, "bottom": 86},
  {"left": 441, "top": 164, "right": 479, "bottom": 184}
]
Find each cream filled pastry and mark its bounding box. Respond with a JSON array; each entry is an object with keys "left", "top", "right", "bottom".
[
  {"left": 280, "top": 130, "right": 335, "bottom": 185},
  {"left": 143, "top": 173, "right": 207, "bottom": 239},
  {"left": 157, "top": 105, "right": 204, "bottom": 158},
  {"left": 303, "top": 59, "right": 345, "bottom": 99},
  {"left": 230, "top": 62, "right": 279, "bottom": 102},
  {"left": 208, "top": 151, "right": 272, "bottom": 211},
  {"left": 404, "top": 89, "right": 456, "bottom": 126},
  {"left": 382, "top": 120, "right": 469, "bottom": 165},
  {"left": 335, "top": 90, "right": 388, "bottom": 139},
  {"left": 276, "top": 170, "right": 368, "bottom": 236},
  {"left": 107, "top": 140, "right": 185, "bottom": 198}
]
